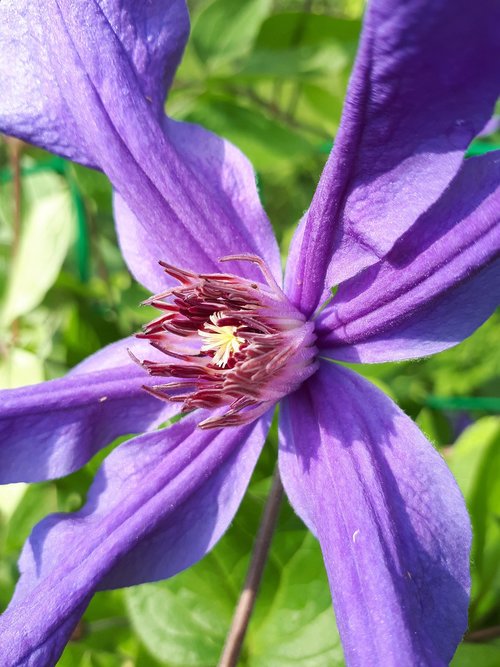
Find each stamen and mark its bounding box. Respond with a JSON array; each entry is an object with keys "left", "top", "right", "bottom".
[
  {"left": 198, "top": 312, "right": 245, "bottom": 368},
  {"left": 136, "top": 257, "right": 318, "bottom": 428}
]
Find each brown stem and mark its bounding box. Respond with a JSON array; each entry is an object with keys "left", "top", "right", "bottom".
[
  {"left": 8, "top": 138, "right": 22, "bottom": 256},
  {"left": 465, "top": 624, "right": 500, "bottom": 643},
  {"left": 6, "top": 137, "right": 23, "bottom": 342},
  {"left": 218, "top": 469, "right": 284, "bottom": 667}
]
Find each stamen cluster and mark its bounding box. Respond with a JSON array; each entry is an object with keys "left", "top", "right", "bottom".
[{"left": 135, "top": 255, "right": 318, "bottom": 428}]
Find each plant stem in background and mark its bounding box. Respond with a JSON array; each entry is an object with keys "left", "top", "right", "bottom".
[
  {"left": 286, "top": 0, "right": 313, "bottom": 118},
  {"left": 6, "top": 137, "right": 23, "bottom": 342},
  {"left": 218, "top": 469, "right": 284, "bottom": 667},
  {"left": 465, "top": 625, "right": 500, "bottom": 643}
]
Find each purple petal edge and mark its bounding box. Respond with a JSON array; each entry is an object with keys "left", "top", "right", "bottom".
[
  {"left": 286, "top": 0, "right": 500, "bottom": 314},
  {"left": 0, "top": 337, "right": 176, "bottom": 483},
  {"left": 0, "top": 409, "right": 272, "bottom": 666},
  {"left": 279, "top": 362, "right": 471, "bottom": 666},
  {"left": 316, "top": 152, "right": 500, "bottom": 362},
  {"left": 0, "top": 0, "right": 189, "bottom": 165}
]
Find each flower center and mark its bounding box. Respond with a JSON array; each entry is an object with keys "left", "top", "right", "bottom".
[
  {"left": 134, "top": 254, "right": 318, "bottom": 428},
  {"left": 198, "top": 312, "right": 245, "bottom": 368}
]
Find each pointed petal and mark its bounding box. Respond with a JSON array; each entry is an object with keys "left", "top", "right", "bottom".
[
  {"left": 0, "top": 0, "right": 280, "bottom": 288},
  {"left": 287, "top": 0, "right": 500, "bottom": 314},
  {"left": 316, "top": 153, "right": 500, "bottom": 362},
  {"left": 113, "top": 118, "right": 281, "bottom": 292},
  {"left": 0, "top": 410, "right": 271, "bottom": 667},
  {"left": 0, "top": 338, "right": 176, "bottom": 483},
  {"left": 0, "top": 0, "right": 189, "bottom": 163},
  {"left": 279, "top": 363, "right": 471, "bottom": 667}
]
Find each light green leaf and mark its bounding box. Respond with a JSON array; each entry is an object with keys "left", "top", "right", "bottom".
[
  {"left": 247, "top": 528, "right": 343, "bottom": 667},
  {"left": 299, "top": 83, "right": 346, "bottom": 135},
  {"left": 448, "top": 418, "right": 500, "bottom": 624},
  {"left": 255, "top": 13, "right": 361, "bottom": 51},
  {"left": 0, "top": 347, "right": 44, "bottom": 389},
  {"left": 451, "top": 642, "right": 500, "bottom": 667},
  {"left": 126, "top": 471, "right": 342, "bottom": 666},
  {"left": 423, "top": 313, "right": 500, "bottom": 397},
  {"left": 4, "top": 482, "right": 58, "bottom": 555},
  {"left": 0, "top": 483, "right": 27, "bottom": 522},
  {"left": 58, "top": 590, "right": 150, "bottom": 665},
  {"left": 415, "top": 407, "right": 453, "bottom": 447},
  {"left": 0, "top": 169, "right": 75, "bottom": 327},
  {"left": 448, "top": 418, "right": 500, "bottom": 500},
  {"left": 192, "top": 0, "right": 272, "bottom": 69},
  {"left": 185, "top": 95, "right": 314, "bottom": 171},
  {"left": 126, "top": 487, "right": 260, "bottom": 666},
  {"left": 57, "top": 645, "right": 128, "bottom": 667}
]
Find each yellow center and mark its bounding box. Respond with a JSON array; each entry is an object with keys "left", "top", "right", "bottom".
[{"left": 198, "top": 312, "right": 244, "bottom": 368}]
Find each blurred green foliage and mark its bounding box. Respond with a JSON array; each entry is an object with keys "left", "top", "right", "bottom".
[{"left": 0, "top": 0, "right": 499, "bottom": 665}]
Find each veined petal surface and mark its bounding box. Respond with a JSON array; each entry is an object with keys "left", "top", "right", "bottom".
[
  {"left": 287, "top": 0, "right": 500, "bottom": 314},
  {"left": 0, "top": 337, "right": 176, "bottom": 483},
  {"left": 316, "top": 153, "right": 500, "bottom": 362},
  {"left": 0, "top": 0, "right": 189, "bottom": 163},
  {"left": 0, "top": 0, "right": 280, "bottom": 288},
  {"left": 113, "top": 117, "right": 281, "bottom": 292},
  {"left": 279, "top": 362, "right": 471, "bottom": 667},
  {"left": 0, "top": 410, "right": 272, "bottom": 666}
]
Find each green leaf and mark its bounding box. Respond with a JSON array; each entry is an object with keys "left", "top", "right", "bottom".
[
  {"left": 448, "top": 418, "right": 500, "bottom": 500},
  {"left": 126, "top": 464, "right": 342, "bottom": 666},
  {"left": 184, "top": 95, "right": 314, "bottom": 171},
  {"left": 237, "top": 43, "right": 351, "bottom": 80},
  {"left": 415, "top": 407, "right": 453, "bottom": 447},
  {"left": 0, "top": 483, "right": 27, "bottom": 522},
  {"left": 422, "top": 313, "right": 500, "bottom": 398},
  {"left": 58, "top": 591, "right": 135, "bottom": 659},
  {"left": 57, "top": 645, "right": 127, "bottom": 667},
  {"left": 299, "top": 83, "right": 345, "bottom": 135},
  {"left": 192, "top": 0, "right": 272, "bottom": 69},
  {"left": 0, "top": 347, "right": 44, "bottom": 388},
  {"left": 3, "top": 482, "right": 58, "bottom": 555},
  {"left": 255, "top": 13, "right": 361, "bottom": 51},
  {"left": 126, "top": 489, "right": 260, "bottom": 666},
  {"left": 451, "top": 642, "right": 500, "bottom": 667},
  {"left": 247, "top": 527, "right": 343, "bottom": 667},
  {"left": 0, "top": 169, "right": 75, "bottom": 327},
  {"left": 59, "top": 642, "right": 163, "bottom": 667},
  {"left": 70, "top": 163, "right": 113, "bottom": 217},
  {"left": 448, "top": 418, "right": 500, "bottom": 624}
]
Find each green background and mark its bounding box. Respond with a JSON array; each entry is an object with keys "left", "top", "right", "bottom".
[{"left": 1, "top": 1, "right": 499, "bottom": 664}]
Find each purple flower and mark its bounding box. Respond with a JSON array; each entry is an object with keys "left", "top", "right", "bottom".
[{"left": 0, "top": 0, "right": 499, "bottom": 665}]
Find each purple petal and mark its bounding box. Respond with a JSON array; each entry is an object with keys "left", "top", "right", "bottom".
[
  {"left": 0, "top": 1, "right": 280, "bottom": 288},
  {"left": 286, "top": 0, "right": 500, "bottom": 314},
  {"left": 0, "top": 0, "right": 189, "bottom": 164},
  {"left": 279, "top": 362, "right": 471, "bottom": 666},
  {"left": 113, "top": 117, "right": 281, "bottom": 293},
  {"left": 316, "top": 153, "right": 500, "bottom": 363},
  {"left": 0, "top": 337, "right": 176, "bottom": 483},
  {"left": 0, "top": 410, "right": 271, "bottom": 666}
]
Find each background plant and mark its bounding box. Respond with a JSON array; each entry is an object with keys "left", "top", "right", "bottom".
[{"left": 0, "top": 1, "right": 499, "bottom": 664}]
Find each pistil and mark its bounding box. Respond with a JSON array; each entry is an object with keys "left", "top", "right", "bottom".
[
  {"left": 198, "top": 312, "right": 245, "bottom": 367},
  {"left": 136, "top": 255, "right": 318, "bottom": 428}
]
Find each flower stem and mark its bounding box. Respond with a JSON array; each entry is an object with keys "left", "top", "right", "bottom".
[
  {"left": 7, "top": 137, "right": 23, "bottom": 342},
  {"left": 8, "top": 139, "right": 22, "bottom": 254},
  {"left": 465, "top": 624, "right": 500, "bottom": 643},
  {"left": 218, "top": 469, "right": 284, "bottom": 667}
]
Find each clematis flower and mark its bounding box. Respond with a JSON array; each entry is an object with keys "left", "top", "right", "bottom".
[{"left": 0, "top": 0, "right": 499, "bottom": 665}]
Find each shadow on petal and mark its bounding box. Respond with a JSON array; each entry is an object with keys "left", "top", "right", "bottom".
[
  {"left": 0, "top": 409, "right": 272, "bottom": 666},
  {"left": 279, "top": 362, "right": 470, "bottom": 666}
]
